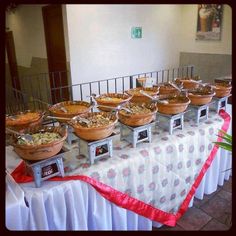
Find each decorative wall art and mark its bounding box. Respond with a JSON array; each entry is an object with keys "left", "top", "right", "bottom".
[{"left": 196, "top": 4, "right": 223, "bottom": 40}]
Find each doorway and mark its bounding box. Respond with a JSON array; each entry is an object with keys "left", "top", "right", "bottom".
[
  {"left": 5, "top": 31, "right": 21, "bottom": 92},
  {"left": 42, "top": 4, "right": 69, "bottom": 104}
]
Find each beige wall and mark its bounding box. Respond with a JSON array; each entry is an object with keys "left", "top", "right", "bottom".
[
  {"left": 180, "top": 4, "right": 232, "bottom": 55},
  {"left": 66, "top": 4, "right": 183, "bottom": 88},
  {"left": 179, "top": 4, "right": 232, "bottom": 83},
  {"left": 6, "top": 4, "right": 232, "bottom": 94},
  {"left": 5, "top": 4, "right": 70, "bottom": 72},
  {"left": 6, "top": 5, "right": 47, "bottom": 67}
]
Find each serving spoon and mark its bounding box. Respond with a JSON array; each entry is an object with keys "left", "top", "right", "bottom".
[
  {"left": 139, "top": 90, "right": 169, "bottom": 104},
  {"left": 96, "top": 104, "right": 132, "bottom": 113},
  {"left": 168, "top": 81, "right": 182, "bottom": 92},
  {"left": 45, "top": 115, "right": 90, "bottom": 125},
  {"left": 6, "top": 127, "right": 33, "bottom": 143}
]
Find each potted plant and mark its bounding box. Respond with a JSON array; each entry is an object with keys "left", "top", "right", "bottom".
[
  {"left": 214, "top": 129, "right": 232, "bottom": 152},
  {"left": 214, "top": 129, "right": 232, "bottom": 173}
]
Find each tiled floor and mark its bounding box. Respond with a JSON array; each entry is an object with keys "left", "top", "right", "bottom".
[{"left": 153, "top": 176, "right": 232, "bottom": 231}]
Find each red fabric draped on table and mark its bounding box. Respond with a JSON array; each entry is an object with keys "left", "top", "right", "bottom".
[{"left": 11, "top": 109, "right": 231, "bottom": 226}]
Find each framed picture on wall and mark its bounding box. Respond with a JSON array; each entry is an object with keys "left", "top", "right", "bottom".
[{"left": 196, "top": 4, "right": 223, "bottom": 40}]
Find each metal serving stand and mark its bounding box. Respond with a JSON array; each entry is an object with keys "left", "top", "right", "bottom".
[
  {"left": 24, "top": 150, "right": 66, "bottom": 188},
  {"left": 156, "top": 111, "right": 189, "bottom": 135},
  {"left": 120, "top": 122, "right": 153, "bottom": 148},
  {"left": 63, "top": 125, "right": 79, "bottom": 149},
  {"left": 185, "top": 102, "right": 215, "bottom": 124},
  {"left": 210, "top": 95, "right": 231, "bottom": 113},
  {"left": 78, "top": 133, "right": 116, "bottom": 165}
]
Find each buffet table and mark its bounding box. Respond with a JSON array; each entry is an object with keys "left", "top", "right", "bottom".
[{"left": 5, "top": 105, "right": 232, "bottom": 230}]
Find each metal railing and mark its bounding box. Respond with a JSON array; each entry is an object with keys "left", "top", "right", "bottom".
[
  {"left": 6, "top": 86, "right": 49, "bottom": 114},
  {"left": 50, "top": 65, "right": 193, "bottom": 103},
  {"left": 6, "top": 65, "right": 194, "bottom": 113}
]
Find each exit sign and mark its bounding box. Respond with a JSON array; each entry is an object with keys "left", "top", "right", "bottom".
[{"left": 131, "top": 27, "right": 142, "bottom": 39}]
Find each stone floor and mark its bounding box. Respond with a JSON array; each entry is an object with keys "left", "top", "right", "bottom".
[{"left": 153, "top": 176, "right": 232, "bottom": 231}]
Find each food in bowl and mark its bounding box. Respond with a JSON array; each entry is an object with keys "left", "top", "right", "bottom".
[
  {"left": 100, "top": 97, "right": 124, "bottom": 102},
  {"left": 95, "top": 93, "right": 132, "bottom": 111},
  {"left": 188, "top": 86, "right": 215, "bottom": 105},
  {"left": 11, "top": 126, "right": 67, "bottom": 161},
  {"left": 48, "top": 101, "right": 92, "bottom": 118},
  {"left": 118, "top": 102, "right": 157, "bottom": 127},
  {"left": 156, "top": 95, "right": 190, "bottom": 115},
  {"left": 126, "top": 87, "right": 159, "bottom": 103},
  {"left": 214, "top": 78, "right": 231, "bottom": 86},
  {"left": 69, "top": 112, "right": 117, "bottom": 141},
  {"left": 79, "top": 114, "right": 114, "bottom": 128},
  {"left": 159, "top": 82, "right": 182, "bottom": 95},
  {"left": 175, "top": 76, "right": 202, "bottom": 90},
  {"left": 6, "top": 110, "right": 44, "bottom": 131},
  {"left": 17, "top": 132, "right": 62, "bottom": 145},
  {"left": 213, "top": 83, "right": 232, "bottom": 98}
]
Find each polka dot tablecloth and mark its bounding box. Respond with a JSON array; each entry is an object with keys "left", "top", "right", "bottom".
[{"left": 10, "top": 110, "right": 230, "bottom": 226}]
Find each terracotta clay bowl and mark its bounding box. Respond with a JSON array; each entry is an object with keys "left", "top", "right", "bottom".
[
  {"left": 213, "top": 84, "right": 232, "bottom": 98},
  {"left": 159, "top": 82, "right": 182, "bottom": 95},
  {"left": 126, "top": 87, "right": 159, "bottom": 104},
  {"left": 48, "top": 101, "right": 92, "bottom": 121},
  {"left": 175, "top": 77, "right": 202, "bottom": 90},
  {"left": 95, "top": 93, "right": 132, "bottom": 111},
  {"left": 188, "top": 91, "right": 215, "bottom": 105},
  {"left": 157, "top": 96, "right": 190, "bottom": 115},
  {"left": 69, "top": 112, "right": 118, "bottom": 141},
  {"left": 118, "top": 102, "right": 157, "bottom": 127},
  {"left": 6, "top": 110, "right": 44, "bottom": 132},
  {"left": 11, "top": 125, "right": 67, "bottom": 161}
]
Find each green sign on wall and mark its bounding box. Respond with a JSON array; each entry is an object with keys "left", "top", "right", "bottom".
[{"left": 131, "top": 27, "right": 142, "bottom": 39}]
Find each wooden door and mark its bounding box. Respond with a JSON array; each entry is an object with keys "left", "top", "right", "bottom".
[
  {"left": 42, "top": 4, "right": 69, "bottom": 104},
  {"left": 5, "top": 31, "right": 21, "bottom": 92}
]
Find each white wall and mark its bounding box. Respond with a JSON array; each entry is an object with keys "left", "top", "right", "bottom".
[
  {"left": 180, "top": 4, "right": 232, "bottom": 55},
  {"left": 5, "top": 4, "right": 70, "bottom": 68},
  {"left": 66, "top": 4, "right": 183, "bottom": 85},
  {"left": 6, "top": 4, "right": 231, "bottom": 81},
  {"left": 6, "top": 5, "right": 47, "bottom": 67}
]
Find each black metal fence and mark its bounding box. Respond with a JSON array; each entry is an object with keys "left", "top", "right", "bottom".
[
  {"left": 6, "top": 65, "right": 194, "bottom": 114},
  {"left": 6, "top": 86, "right": 49, "bottom": 115}
]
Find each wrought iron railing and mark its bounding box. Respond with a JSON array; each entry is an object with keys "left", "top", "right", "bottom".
[
  {"left": 6, "top": 65, "right": 194, "bottom": 113},
  {"left": 6, "top": 86, "right": 49, "bottom": 114}
]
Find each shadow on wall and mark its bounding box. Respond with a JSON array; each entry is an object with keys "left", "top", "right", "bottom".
[
  {"left": 179, "top": 52, "right": 232, "bottom": 83},
  {"left": 5, "top": 57, "right": 71, "bottom": 105}
]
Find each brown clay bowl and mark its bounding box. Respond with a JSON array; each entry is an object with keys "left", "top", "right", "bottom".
[
  {"left": 48, "top": 101, "right": 92, "bottom": 121},
  {"left": 69, "top": 112, "right": 118, "bottom": 141},
  {"left": 159, "top": 83, "right": 181, "bottom": 95},
  {"left": 126, "top": 87, "right": 159, "bottom": 103},
  {"left": 175, "top": 77, "right": 202, "bottom": 90},
  {"left": 213, "top": 84, "right": 232, "bottom": 98},
  {"left": 11, "top": 125, "right": 68, "bottom": 161},
  {"left": 188, "top": 91, "right": 215, "bottom": 105},
  {"left": 6, "top": 110, "right": 44, "bottom": 132},
  {"left": 157, "top": 96, "right": 190, "bottom": 115},
  {"left": 118, "top": 102, "right": 157, "bottom": 127},
  {"left": 95, "top": 93, "right": 132, "bottom": 111}
]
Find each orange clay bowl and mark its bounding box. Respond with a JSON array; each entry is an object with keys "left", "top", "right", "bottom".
[
  {"left": 213, "top": 84, "right": 232, "bottom": 98},
  {"left": 118, "top": 102, "right": 157, "bottom": 127},
  {"left": 6, "top": 110, "right": 44, "bottom": 132},
  {"left": 175, "top": 78, "right": 202, "bottom": 90},
  {"left": 11, "top": 125, "right": 68, "bottom": 161},
  {"left": 48, "top": 101, "right": 92, "bottom": 120},
  {"left": 95, "top": 93, "right": 132, "bottom": 111},
  {"left": 157, "top": 96, "right": 190, "bottom": 115},
  {"left": 188, "top": 91, "right": 215, "bottom": 106},
  {"left": 69, "top": 112, "right": 118, "bottom": 141},
  {"left": 159, "top": 83, "right": 181, "bottom": 95},
  {"left": 126, "top": 87, "right": 159, "bottom": 103}
]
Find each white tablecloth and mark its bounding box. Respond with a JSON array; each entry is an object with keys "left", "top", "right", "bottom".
[{"left": 6, "top": 105, "right": 232, "bottom": 230}]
